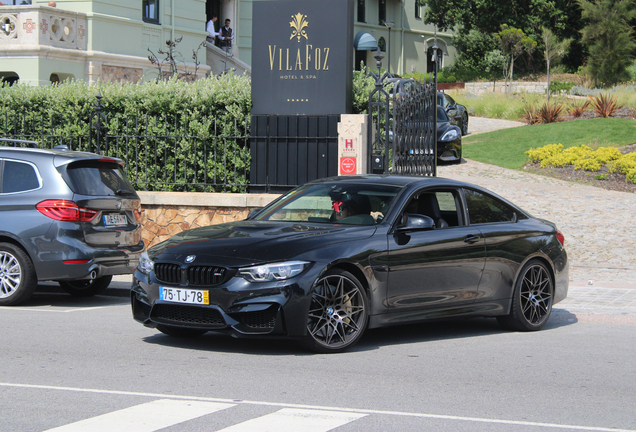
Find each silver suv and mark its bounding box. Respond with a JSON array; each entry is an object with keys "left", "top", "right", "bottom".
[{"left": 0, "top": 143, "right": 145, "bottom": 306}]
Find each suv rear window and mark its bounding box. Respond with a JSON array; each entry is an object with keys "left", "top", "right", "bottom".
[{"left": 66, "top": 163, "right": 136, "bottom": 196}]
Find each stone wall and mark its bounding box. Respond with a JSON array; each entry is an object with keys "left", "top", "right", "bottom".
[
  {"left": 137, "top": 192, "right": 279, "bottom": 248},
  {"left": 464, "top": 81, "right": 548, "bottom": 95}
]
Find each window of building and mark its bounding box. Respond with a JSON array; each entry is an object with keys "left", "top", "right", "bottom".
[
  {"left": 357, "top": 0, "right": 366, "bottom": 23},
  {"left": 378, "top": 37, "right": 386, "bottom": 52},
  {"left": 142, "top": 0, "right": 160, "bottom": 24},
  {"left": 379, "top": 0, "right": 386, "bottom": 24},
  {"left": 415, "top": 1, "right": 422, "bottom": 19}
]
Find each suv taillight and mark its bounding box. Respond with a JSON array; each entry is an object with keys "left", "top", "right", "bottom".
[
  {"left": 36, "top": 200, "right": 98, "bottom": 222},
  {"left": 556, "top": 229, "right": 565, "bottom": 246},
  {"left": 133, "top": 207, "right": 142, "bottom": 221}
]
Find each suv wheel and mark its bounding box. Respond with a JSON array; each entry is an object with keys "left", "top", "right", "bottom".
[
  {"left": 59, "top": 275, "right": 112, "bottom": 297},
  {"left": 0, "top": 243, "right": 37, "bottom": 306}
]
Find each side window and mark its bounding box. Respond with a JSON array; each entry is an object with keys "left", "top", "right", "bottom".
[
  {"left": 402, "top": 189, "right": 462, "bottom": 227},
  {"left": 2, "top": 160, "right": 40, "bottom": 193},
  {"left": 415, "top": 0, "right": 421, "bottom": 19},
  {"left": 464, "top": 189, "right": 516, "bottom": 224}
]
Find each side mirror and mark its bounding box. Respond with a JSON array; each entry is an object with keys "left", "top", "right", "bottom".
[
  {"left": 398, "top": 214, "right": 435, "bottom": 231},
  {"left": 247, "top": 208, "right": 261, "bottom": 219}
]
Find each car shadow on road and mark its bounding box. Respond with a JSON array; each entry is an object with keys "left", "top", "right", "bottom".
[
  {"left": 140, "top": 313, "right": 578, "bottom": 355},
  {"left": 14, "top": 291, "right": 130, "bottom": 308}
]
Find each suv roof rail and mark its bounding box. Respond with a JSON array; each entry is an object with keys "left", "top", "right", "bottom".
[
  {"left": 53, "top": 145, "right": 70, "bottom": 151},
  {"left": 0, "top": 138, "right": 40, "bottom": 148}
]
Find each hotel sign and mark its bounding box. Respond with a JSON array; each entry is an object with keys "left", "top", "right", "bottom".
[{"left": 251, "top": 0, "right": 354, "bottom": 115}]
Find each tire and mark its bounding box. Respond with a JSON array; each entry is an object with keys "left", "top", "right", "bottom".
[
  {"left": 156, "top": 324, "right": 207, "bottom": 338},
  {"left": 0, "top": 243, "right": 37, "bottom": 306},
  {"left": 59, "top": 275, "right": 112, "bottom": 297},
  {"left": 461, "top": 113, "right": 469, "bottom": 135},
  {"left": 304, "top": 269, "right": 369, "bottom": 353},
  {"left": 497, "top": 260, "right": 553, "bottom": 331}
]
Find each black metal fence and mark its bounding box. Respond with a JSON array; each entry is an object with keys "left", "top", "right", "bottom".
[{"left": 0, "top": 95, "right": 250, "bottom": 193}]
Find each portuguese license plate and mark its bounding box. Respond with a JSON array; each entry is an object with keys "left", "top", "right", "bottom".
[
  {"left": 103, "top": 214, "right": 127, "bottom": 226},
  {"left": 160, "top": 287, "right": 209, "bottom": 305}
]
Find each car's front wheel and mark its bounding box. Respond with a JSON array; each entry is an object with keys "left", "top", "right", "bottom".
[
  {"left": 0, "top": 243, "right": 37, "bottom": 306},
  {"left": 59, "top": 275, "right": 112, "bottom": 297},
  {"left": 497, "top": 260, "right": 553, "bottom": 331},
  {"left": 304, "top": 269, "right": 369, "bottom": 353}
]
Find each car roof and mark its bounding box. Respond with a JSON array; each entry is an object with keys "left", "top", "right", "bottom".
[
  {"left": 0, "top": 146, "right": 124, "bottom": 165},
  {"left": 306, "top": 174, "right": 474, "bottom": 189}
]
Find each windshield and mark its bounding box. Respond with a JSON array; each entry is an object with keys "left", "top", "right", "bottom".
[
  {"left": 437, "top": 106, "right": 449, "bottom": 122},
  {"left": 254, "top": 182, "right": 403, "bottom": 225}
]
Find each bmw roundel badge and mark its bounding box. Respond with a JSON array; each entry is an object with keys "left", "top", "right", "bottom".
[{"left": 185, "top": 255, "right": 196, "bottom": 263}]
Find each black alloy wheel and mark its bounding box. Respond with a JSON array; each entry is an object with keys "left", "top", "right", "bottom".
[
  {"left": 461, "top": 113, "right": 469, "bottom": 135},
  {"left": 498, "top": 260, "right": 553, "bottom": 331},
  {"left": 0, "top": 243, "right": 37, "bottom": 306},
  {"left": 59, "top": 275, "right": 113, "bottom": 297},
  {"left": 156, "top": 324, "right": 208, "bottom": 338},
  {"left": 305, "top": 269, "right": 369, "bottom": 353}
]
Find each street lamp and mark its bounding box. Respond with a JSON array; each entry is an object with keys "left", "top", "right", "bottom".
[{"left": 384, "top": 20, "right": 394, "bottom": 76}]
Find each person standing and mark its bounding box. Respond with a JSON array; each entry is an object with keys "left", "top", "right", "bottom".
[
  {"left": 206, "top": 14, "right": 219, "bottom": 43},
  {"left": 219, "top": 19, "right": 234, "bottom": 56}
]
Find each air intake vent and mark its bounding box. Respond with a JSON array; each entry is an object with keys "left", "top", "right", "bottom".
[{"left": 187, "top": 266, "right": 227, "bottom": 286}]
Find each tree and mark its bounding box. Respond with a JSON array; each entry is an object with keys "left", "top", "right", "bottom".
[
  {"left": 542, "top": 27, "right": 572, "bottom": 102},
  {"left": 483, "top": 50, "right": 506, "bottom": 91},
  {"left": 578, "top": 0, "right": 636, "bottom": 87},
  {"left": 423, "top": 0, "right": 586, "bottom": 71},
  {"left": 496, "top": 26, "right": 537, "bottom": 94}
]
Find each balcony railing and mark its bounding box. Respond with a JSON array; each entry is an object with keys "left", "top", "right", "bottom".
[{"left": 0, "top": 5, "right": 87, "bottom": 51}]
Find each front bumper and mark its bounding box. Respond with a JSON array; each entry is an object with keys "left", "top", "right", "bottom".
[{"left": 131, "top": 264, "right": 323, "bottom": 338}]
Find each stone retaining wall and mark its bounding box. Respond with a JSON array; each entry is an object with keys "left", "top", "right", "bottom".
[
  {"left": 464, "top": 81, "right": 548, "bottom": 94},
  {"left": 138, "top": 192, "right": 279, "bottom": 248}
]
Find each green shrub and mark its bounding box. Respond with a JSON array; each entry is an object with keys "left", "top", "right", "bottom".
[
  {"left": 0, "top": 76, "right": 252, "bottom": 192},
  {"left": 549, "top": 80, "right": 575, "bottom": 95},
  {"left": 527, "top": 143, "right": 631, "bottom": 180}
]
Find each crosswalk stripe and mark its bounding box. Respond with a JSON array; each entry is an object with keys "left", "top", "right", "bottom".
[
  {"left": 215, "top": 408, "right": 367, "bottom": 432},
  {"left": 42, "top": 399, "right": 235, "bottom": 432}
]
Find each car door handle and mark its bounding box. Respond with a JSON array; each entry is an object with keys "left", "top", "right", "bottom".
[{"left": 464, "top": 235, "right": 481, "bottom": 244}]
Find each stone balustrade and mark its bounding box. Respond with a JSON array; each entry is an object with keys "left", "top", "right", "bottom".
[{"left": 0, "top": 5, "right": 87, "bottom": 51}]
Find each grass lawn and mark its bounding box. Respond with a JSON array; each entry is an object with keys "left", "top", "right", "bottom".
[{"left": 463, "top": 118, "right": 636, "bottom": 169}]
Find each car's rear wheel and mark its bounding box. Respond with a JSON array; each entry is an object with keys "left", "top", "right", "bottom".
[
  {"left": 461, "top": 113, "right": 469, "bottom": 135},
  {"left": 156, "top": 324, "right": 208, "bottom": 338},
  {"left": 304, "top": 269, "right": 368, "bottom": 353},
  {"left": 59, "top": 275, "right": 112, "bottom": 297},
  {"left": 0, "top": 243, "right": 37, "bottom": 306},
  {"left": 497, "top": 260, "right": 553, "bottom": 331}
]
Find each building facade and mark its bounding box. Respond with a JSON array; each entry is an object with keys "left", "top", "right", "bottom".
[
  {"left": 0, "top": 0, "right": 455, "bottom": 86},
  {"left": 0, "top": 0, "right": 210, "bottom": 85}
]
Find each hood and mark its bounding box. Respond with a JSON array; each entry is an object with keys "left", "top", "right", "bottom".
[{"left": 148, "top": 220, "right": 376, "bottom": 267}]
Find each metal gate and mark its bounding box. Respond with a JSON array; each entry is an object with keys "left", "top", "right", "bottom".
[{"left": 367, "top": 50, "right": 437, "bottom": 176}]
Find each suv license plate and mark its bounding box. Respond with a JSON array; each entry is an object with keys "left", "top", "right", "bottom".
[
  {"left": 160, "top": 287, "right": 209, "bottom": 305},
  {"left": 103, "top": 214, "right": 127, "bottom": 226}
]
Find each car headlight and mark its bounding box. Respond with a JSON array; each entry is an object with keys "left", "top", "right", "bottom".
[
  {"left": 138, "top": 252, "right": 154, "bottom": 275},
  {"left": 440, "top": 129, "right": 459, "bottom": 141},
  {"left": 239, "top": 261, "right": 310, "bottom": 282}
]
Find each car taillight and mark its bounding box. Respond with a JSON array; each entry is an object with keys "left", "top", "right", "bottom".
[
  {"left": 556, "top": 229, "right": 565, "bottom": 246},
  {"left": 134, "top": 207, "right": 142, "bottom": 221},
  {"left": 36, "top": 200, "right": 98, "bottom": 222}
]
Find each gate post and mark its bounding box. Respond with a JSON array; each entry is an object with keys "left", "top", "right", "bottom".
[
  {"left": 337, "top": 115, "right": 368, "bottom": 175},
  {"left": 367, "top": 48, "right": 390, "bottom": 174}
]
